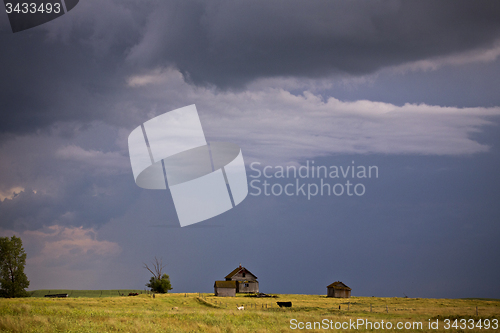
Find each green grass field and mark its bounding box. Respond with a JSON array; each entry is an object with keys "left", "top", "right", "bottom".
[{"left": 0, "top": 292, "right": 498, "bottom": 332}]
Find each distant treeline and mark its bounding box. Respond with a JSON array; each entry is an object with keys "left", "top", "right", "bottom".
[{"left": 30, "top": 290, "right": 146, "bottom": 298}]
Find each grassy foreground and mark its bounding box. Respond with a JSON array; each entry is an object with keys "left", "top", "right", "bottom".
[{"left": 0, "top": 293, "right": 498, "bottom": 332}]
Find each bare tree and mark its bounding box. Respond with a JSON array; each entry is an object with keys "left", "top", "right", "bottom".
[
  {"left": 144, "top": 256, "right": 172, "bottom": 293},
  {"left": 143, "top": 256, "right": 166, "bottom": 280}
]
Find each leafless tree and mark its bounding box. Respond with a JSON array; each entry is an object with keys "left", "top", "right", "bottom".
[{"left": 143, "top": 256, "right": 166, "bottom": 280}]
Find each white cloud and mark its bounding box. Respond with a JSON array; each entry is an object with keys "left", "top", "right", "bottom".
[
  {"left": 125, "top": 68, "right": 500, "bottom": 164},
  {"left": 0, "top": 186, "right": 25, "bottom": 202},
  {"left": 55, "top": 145, "right": 130, "bottom": 174},
  {"left": 126, "top": 68, "right": 173, "bottom": 87},
  {"left": 24, "top": 225, "right": 121, "bottom": 264}
]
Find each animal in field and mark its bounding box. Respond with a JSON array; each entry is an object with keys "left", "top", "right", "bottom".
[{"left": 277, "top": 301, "right": 292, "bottom": 308}]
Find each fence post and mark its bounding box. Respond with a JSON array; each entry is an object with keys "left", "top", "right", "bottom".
[
  {"left": 386, "top": 305, "right": 388, "bottom": 313},
  {"left": 476, "top": 306, "right": 478, "bottom": 316}
]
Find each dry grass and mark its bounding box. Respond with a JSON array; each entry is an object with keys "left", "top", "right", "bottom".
[{"left": 0, "top": 293, "right": 498, "bottom": 332}]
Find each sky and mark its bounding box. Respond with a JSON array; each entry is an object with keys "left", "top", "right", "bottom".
[{"left": 1, "top": 0, "right": 500, "bottom": 298}]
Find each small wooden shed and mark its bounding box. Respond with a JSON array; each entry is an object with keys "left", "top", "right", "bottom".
[
  {"left": 214, "top": 281, "right": 237, "bottom": 297},
  {"left": 327, "top": 281, "right": 351, "bottom": 298}
]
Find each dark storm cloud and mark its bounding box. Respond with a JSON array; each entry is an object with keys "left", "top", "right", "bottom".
[
  {"left": 2, "top": 0, "right": 500, "bottom": 135},
  {"left": 0, "top": 0, "right": 146, "bottom": 136},
  {"left": 128, "top": 0, "right": 500, "bottom": 87}
]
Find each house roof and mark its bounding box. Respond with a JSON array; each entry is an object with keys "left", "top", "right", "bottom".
[
  {"left": 214, "top": 280, "right": 237, "bottom": 288},
  {"left": 225, "top": 265, "right": 258, "bottom": 280},
  {"left": 327, "top": 281, "right": 351, "bottom": 290}
]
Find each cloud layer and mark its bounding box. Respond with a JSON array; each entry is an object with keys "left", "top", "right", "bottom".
[
  {"left": 0, "top": 226, "right": 121, "bottom": 289},
  {"left": 0, "top": 66, "right": 498, "bottom": 233},
  {"left": 127, "top": 0, "right": 500, "bottom": 87},
  {"left": 1, "top": 0, "right": 500, "bottom": 297},
  {"left": 2, "top": 0, "right": 500, "bottom": 136},
  {"left": 126, "top": 69, "right": 500, "bottom": 163}
]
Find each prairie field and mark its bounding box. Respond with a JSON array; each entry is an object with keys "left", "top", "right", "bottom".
[{"left": 0, "top": 292, "right": 498, "bottom": 332}]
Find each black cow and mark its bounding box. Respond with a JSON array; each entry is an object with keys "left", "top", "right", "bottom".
[{"left": 277, "top": 301, "right": 292, "bottom": 308}]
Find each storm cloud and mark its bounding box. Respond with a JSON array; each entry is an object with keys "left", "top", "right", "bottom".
[
  {"left": 2, "top": 0, "right": 500, "bottom": 135},
  {"left": 128, "top": 0, "right": 500, "bottom": 86},
  {"left": 1, "top": 0, "right": 500, "bottom": 297}
]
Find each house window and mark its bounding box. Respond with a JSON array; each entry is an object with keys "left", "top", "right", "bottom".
[
  {"left": 245, "top": 283, "right": 249, "bottom": 287},
  {"left": 242, "top": 273, "right": 246, "bottom": 277}
]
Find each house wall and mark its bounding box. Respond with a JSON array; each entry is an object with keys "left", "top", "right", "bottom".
[
  {"left": 215, "top": 287, "right": 236, "bottom": 297},
  {"left": 230, "top": 271, "right": 258, "bottom": 282},
  {"left": 237, "top": 281, "right": 259, "bottom": 293},
  {"left": 335, "top": 289, "right": 350, "bottom": 298},
  {"left": 327, "top": 288, "right": 351, "bottom": 298}
]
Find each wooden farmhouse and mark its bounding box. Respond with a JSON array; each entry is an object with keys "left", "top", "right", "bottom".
[
  {"left": 327, "top": 281, "right": 351, "bottom": 298},
  {"left": 214, "top": 264, "right": 259, "bottom": 296}
]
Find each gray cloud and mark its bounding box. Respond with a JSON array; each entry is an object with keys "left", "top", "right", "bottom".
[
  {"left": 1, "top": 75, "right": 499, "bottom": 234},
  {"left": 0, "top": 125, "right": 138, "bottom": 231},
  {"left": 124, "top": 69, "right": 500, "bottom": 163},
  {"left": 1, "top": 0, "right": 500, "bottom": 297},
  {"left": 128, "top": 0, "right": 500, "bottom": 87},
  {"left": 2, "top": 0, "right": 500, "bottom": 136},
  {"left": 0, "top": 0, "right": 146, "bottom": 136}
]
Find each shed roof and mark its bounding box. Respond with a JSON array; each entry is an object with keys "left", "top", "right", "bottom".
[
  {"left": 214, "top": 280, "right": 237, "bottom": 288},
  {"left": 225, "top": 265, "right": 258, "bottom": 280},
  {"left": 327, "top": 281, "right": 351, "bottom": 290}
]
